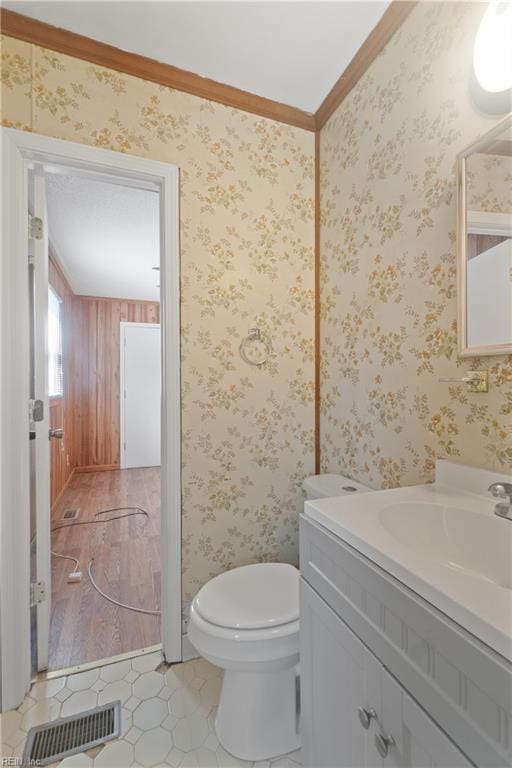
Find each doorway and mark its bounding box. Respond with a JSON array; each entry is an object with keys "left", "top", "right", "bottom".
[
  {"left": 1, "top": 129, "right": 181, "bottom": 710},
  {"left": 40, "top": 169, "right": 165, "bottom": 671}
]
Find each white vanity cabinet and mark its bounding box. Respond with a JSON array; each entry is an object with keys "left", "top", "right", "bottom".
[
  {"left": 301, "top": 581, "right": 472, "bottom": 768},
  {"left": 299, "top": 515, "right": 512, "bottom": 768}
]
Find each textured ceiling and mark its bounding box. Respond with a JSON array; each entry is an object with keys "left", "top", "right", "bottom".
[
  {"left": 5, "top": 1, "right": 390, "bottom": 112},
  {"left": 45, "top": 173, "right": 160, "bottom": 302}
]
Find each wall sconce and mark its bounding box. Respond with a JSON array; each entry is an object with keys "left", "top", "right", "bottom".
[{"left": 471, "top": 1, "right": 512, "bottom": 113}]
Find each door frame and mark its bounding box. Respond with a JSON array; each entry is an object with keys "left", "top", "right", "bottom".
[
  {"left": 0, "top": 128, "right": 182, "bottom": 711},
  {"left": 120, "top": 321, "right": 161, "bottom": 470},
  {"left": 32, "top": 170, "right": 52, "bottom": 672}
]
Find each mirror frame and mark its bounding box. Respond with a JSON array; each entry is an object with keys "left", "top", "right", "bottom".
[{"left": 457, "top": 113, "right": 512, "bottom": 357}]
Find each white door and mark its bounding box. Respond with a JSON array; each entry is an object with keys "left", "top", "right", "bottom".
[
  {"left": 121, "top": 322, "right": 161, "bottom": 468},
  {"left": 31, "top": 170, "right": 52, "bottom": 671}
]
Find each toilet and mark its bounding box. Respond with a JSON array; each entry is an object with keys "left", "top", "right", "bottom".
[{"left": 188, "top": 473, "right": 372, "bottom": 761}]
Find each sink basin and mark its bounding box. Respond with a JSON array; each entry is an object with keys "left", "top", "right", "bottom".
[
  {"left": 303, "top": 463, "right": 512, "bottom": 660},
  {"left": 379, "top": 502, "right": 512, "bottom": 589}
]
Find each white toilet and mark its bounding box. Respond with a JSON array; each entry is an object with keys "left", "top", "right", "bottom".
[{"left": 188, "top": 473, "right": 372, "bottom": 761}]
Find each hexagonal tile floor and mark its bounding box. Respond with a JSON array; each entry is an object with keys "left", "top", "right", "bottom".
[{"left": 0, "top": 652, "right": 302, "bottom": 768}]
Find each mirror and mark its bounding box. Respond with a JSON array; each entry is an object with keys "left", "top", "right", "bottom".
[{"left": 457, "top": 115, "right": 512, "bottom": 356}]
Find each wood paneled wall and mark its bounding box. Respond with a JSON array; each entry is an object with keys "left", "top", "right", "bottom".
[
  {"left": 48, "top": 256, "right": 75, "bottom": 508},
  {"left": 48, "top": 254, "right": 160, "bottom": 503},
  {"left": 70, "top": 296, "right": 160, "bottom": 470}
]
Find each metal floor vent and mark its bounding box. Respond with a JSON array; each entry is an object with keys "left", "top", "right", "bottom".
[
  {"left": 63, "top": 508, "right": 80, "bottom": 520},
  {"left": 22, "top": 701, "right": 121, "bottom": 766}
]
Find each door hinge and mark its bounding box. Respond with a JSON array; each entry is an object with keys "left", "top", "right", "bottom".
[
  {"left": 30, "top": 580, "right": 46, "bottom": 607},
  {"left": 29, "top": 215, "right": 43, "bottom": 240},
  {"left": 29, "top": 398, "right": 45, "bottom": 423}
]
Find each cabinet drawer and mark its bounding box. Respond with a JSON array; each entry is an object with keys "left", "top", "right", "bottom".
[{"left": 300, "top": 515, "right": 512, "bottom": 768}]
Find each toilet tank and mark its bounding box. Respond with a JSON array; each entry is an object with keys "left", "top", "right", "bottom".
[{"left": 302, "top": 473, "right": 372, "bottom": 500}]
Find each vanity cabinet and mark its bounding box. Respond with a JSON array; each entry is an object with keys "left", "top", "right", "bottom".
[
  {"left": 300, "top": 515, "right": 512, "bottom": 768},
  {"left": 301, "top": 581, "right": 472, "bottom": 768}
]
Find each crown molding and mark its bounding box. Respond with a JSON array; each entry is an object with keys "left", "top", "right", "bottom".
[
  {"left": 315, "top": 1, "right": 417, "bottom": 129},
  {"left": 2, "top": 4, "right": 415, "bottom": 134},
  {"left": 0, "top": 8, "right": 316, "bottom": 132}
]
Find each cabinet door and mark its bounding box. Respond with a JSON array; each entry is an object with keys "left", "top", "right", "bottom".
[
  {"left": 300, "top": 579, "right": 382, "bottom": 768},
  {"left": 381, "top": 670, "right": 473, "bottom": 768}
]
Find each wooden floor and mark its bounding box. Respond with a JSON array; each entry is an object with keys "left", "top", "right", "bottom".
[{"left": 49, "top": 467, "right": 161, "bottom": 671}]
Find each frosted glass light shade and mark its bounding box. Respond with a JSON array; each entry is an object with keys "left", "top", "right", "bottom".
[{"left": 473, "top": 2, "right": 512, "bottom": 94}]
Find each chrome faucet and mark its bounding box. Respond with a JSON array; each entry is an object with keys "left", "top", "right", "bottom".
[{"left": 488, "top": 483, "right": 512, "bottom": 520}]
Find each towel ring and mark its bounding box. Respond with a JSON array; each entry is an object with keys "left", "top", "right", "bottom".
[{"left": 239, "top": 328, "right": 272, "bottom": 367}]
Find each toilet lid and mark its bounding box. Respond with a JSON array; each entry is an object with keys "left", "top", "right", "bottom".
[{"left": 194, "top": 563, "right": 299, "bottom": 630}]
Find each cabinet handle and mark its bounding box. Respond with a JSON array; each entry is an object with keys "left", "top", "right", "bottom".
[
  {"left": 357, "top": 707, "right": 376, "bottom": 730},
  {"left": 375, "top": 732, "right": 395, "bottom": 758}
]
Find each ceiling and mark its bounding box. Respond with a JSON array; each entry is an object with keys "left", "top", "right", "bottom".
[
  {"left": 45, "top": 173, "right": 160, "bottom": 302},
  {"left": 5, "top": 1, "right": 390, "bottom": 112}
]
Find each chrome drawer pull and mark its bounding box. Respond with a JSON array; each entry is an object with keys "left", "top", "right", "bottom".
[
  {"left": 375, "top": 732, "right": 395, "bottom": 758},
  {"left": 357, "top": 707, "right": 376, "bottom": 729}
]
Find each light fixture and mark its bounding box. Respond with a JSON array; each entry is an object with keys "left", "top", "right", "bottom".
[{"left": 471, "top": 1, "right": 512, "bottom": 113}]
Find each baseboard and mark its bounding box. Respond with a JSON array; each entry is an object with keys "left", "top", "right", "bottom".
[
  {"left": 51, "top": 467, "right": 75, "bottom": 513},
  {"left": 182, "top": 633, "right": 199, "bottom": 662},
  {"left": 74, "top": 463, "right": 120, "bottom": 474}
]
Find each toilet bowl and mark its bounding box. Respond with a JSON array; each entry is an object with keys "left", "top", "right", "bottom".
[{"left": 188, "top": 473, "right": 372, "bottom": 761}]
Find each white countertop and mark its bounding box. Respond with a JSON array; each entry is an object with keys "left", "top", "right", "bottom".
[{"left": 304, "top": 476, "right": 512, "bottom": 661}]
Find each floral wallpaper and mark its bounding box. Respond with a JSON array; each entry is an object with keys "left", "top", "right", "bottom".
[
  {"left": 320, "top": 1, "right": 512, "bottom": 488},
  {"left": 466, "top": 152, "right": 512, "bottom": 213},
  {"left": 0, "top": 36, "right": 315, "bottom": 624}
]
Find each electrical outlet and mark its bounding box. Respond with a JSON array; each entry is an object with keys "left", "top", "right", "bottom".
[{"left": 467, "top": 371, "right": 488, "bottom": 393}]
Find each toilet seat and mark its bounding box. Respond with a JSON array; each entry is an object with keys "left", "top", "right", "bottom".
[
  {"left": 194, "top": 562, "right": 299, "bottom": 630},
  {"left": 191, "top": 604, "right": 299, "bottom": 642},
  {"left": 190, "top": 602, "right": 299, "bottom": 669}
]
